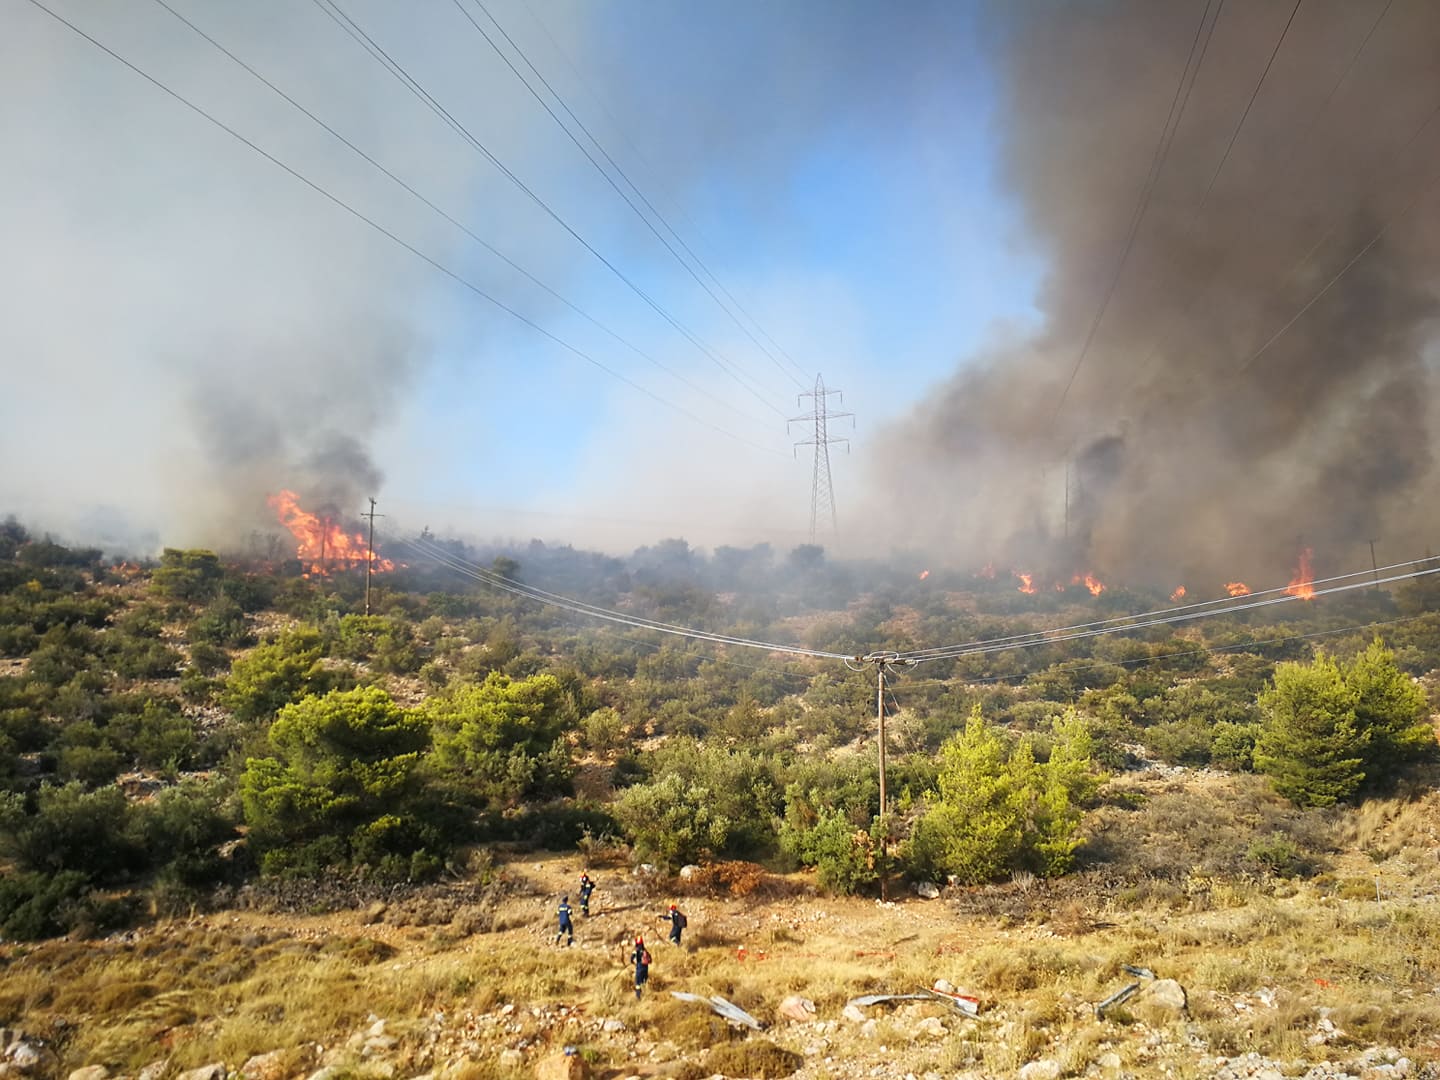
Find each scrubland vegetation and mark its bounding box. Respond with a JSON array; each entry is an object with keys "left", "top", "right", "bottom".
[{"left": 2, "top": 517, "right": 1439, "bottom": 1077}]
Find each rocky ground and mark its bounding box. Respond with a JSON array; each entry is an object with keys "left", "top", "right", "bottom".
[{"left": 4, "top": 771, "right": 1440, "bottom": 1080}]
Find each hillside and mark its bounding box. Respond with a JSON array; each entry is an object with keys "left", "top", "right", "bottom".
[{"left": 2, "top": 522, "right": 1440, "bottom": 1078}]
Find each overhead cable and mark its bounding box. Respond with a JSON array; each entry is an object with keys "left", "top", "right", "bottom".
[
  {"left": 517, "top": 0, "right": 810, "bottom": 383},
  {"left": 1051, "top": 0, "right": 1225, "bottom": 420},
  {"left": 311, "top": 0, "right": 791, "bottom": 418},
  {"left": 21, "top": 0, "right": 782, "bottom": 458},
  {"left": 146, "top": 0, "right": 776, "bottom": 435},
  {"left": 900, "top": 560, "right": 1440, "bottom": 664},
  {"left": 455, "top": 0, "right": 809, "bottom": 390},
  {"left": 899, "top": 555, "right": 1431, "bottom": 661},
  {"left": 955, "top": 610, "right": 1440, "bottom": 687},
  {"left": 390, "top": 531, "right": 849, "bottom": 659}
]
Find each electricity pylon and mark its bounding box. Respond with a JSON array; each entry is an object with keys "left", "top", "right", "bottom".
[{"left": 789, "top": 374, "right": 854, "bottom": 541}]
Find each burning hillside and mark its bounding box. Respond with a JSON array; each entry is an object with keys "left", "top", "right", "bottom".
[{"left": 267, "top": 490, "right": 392, "bottom": 577}]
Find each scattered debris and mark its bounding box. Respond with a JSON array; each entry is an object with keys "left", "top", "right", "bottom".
[
  {"left": 928, "top": 986, "right": 981, "bottom": 1018},
  {"left": 847, "top": 988, "right": 979, "bottom": 1019},
  {"left": 1096, "top": 982, "right": 1141, "bottom": 1018},
  {"left": 669, "top": 992, "right": 765, "bottom": 1031}
]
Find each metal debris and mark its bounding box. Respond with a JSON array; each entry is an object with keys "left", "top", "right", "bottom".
[
  {"left": 847, "top": 988, "right": 980, "bottom": 1019},
  {"left": 669, "top": 992, "right": 765, "bottom": 1031},
  {"left": 1096, "top": 982, "right": 1141, "bottom": 1018}
]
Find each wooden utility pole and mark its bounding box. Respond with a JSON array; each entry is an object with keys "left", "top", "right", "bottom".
[
  {"left": 854, "top": 651, "right": 914, "bottom": 901},
  {"left": 363, "top": 497, "right": 384, "bottom": 615},
  {"left": 877, "top": 664, "right": 887, "bottom": 819}
]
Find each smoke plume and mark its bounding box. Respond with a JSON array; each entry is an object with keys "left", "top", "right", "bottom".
[{"left": 869, "top": 0, "right": 1440, "bottom": 587}]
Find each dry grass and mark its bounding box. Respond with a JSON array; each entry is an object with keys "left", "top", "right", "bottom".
[{"left": 6, "top": 773, "right": 1440, "bottom": 1078}]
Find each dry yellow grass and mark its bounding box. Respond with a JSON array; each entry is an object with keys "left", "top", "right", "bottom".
[{"left": 4, "top": 771, "right": 1440, "bottom": 1078}]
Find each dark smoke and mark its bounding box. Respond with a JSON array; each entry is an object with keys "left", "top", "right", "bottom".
[{"left": 869, "top": 0, "right": 1440, "bottom": 588}]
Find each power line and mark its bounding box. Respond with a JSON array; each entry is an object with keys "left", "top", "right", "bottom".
[
  {"left": 391, "top": 530, "right": 850, "bottom": 658},
  {"left": 145, "top": 0, "right": 775, "bottom": 436},
  {"left": 899, "top": 559, "right": 1440, "bottom": 664},
  {"left": 954, "top": 611, "right": 1436, "bottom": 687},
  {"left": 453, "top": 0, "right": 809, "bottom": 390},
  {"left": 1050, "top": 0, "right": 1225, "bottom": 421},
  {"left": 516, "top": 0, "right": 810, "bottom": 384},
  {"left": 902, "top": 556, "right": 1429, "bottom": 661},
  {"left": 20, "top": 0, "right": 782, "bottom": 458},
  {"left": 1236, "top": 153, "right": 1440, "bottom": 374},
  {"left": 1193, "top": 0, "right": 1305, "bottom": 214},
  {"left": 310, "top": 0, "right": 790, "bottom": 418},
  {"left": 1127, "top": 0, "right": 1397, "bottom": 387}
]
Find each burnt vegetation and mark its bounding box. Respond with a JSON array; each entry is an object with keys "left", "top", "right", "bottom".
[{"left": 0, "top": 515, "right": 1437, "bottom": 940}]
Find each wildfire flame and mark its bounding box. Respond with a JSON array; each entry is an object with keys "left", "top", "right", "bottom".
[
  {"left": 1224, "top": 581, "right": 1251, "bottom": 597},
  {"left": 267, "top": 490, "right": 394, "bottom": 577},
  {"left": 1285, "top": 547, "right": 1315, "bottom": 600},
  {"left": 1170, "top": 585, "right": 1187, "bottom": 602},
  {"left": 1072, "top": 572, "right": 1106, "bottom": 596},
  {"left": 1013, "top": 571, "right": 1037, "bottom": 595},
  {"left": 918, "top": 569, "right": 930, "bottom": 581}
]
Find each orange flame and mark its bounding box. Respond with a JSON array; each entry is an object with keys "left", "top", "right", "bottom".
[
  {"left": 1170, "top": 585, "right": 1187, "bottom": 602},
  {"left": 1285, "top": 547, "right": 1315, "bottom": 600},
  {"left": 267, "top": 490, "right": 393, "bottom": 577},
  {"left": 1013, "top": 571, "right": 1037, "bottom": 595},
  {"left": 1224, "top": 581, "right": 1251, "bottom": 597},
  {"left": 918, "top": 569, "right": 930, "bottom": 581},
  {"left": 1071, "top": 572, "right": 1106, "bottom": 596}
]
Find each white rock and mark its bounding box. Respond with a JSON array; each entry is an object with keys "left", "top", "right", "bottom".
[
  {"left": 915, "top": 1017, "right": 946, "bottom": 1038},
  {"left": 497, "top": 1049, "right": 522, "bottom": 1067},
  {"left": 859, "top": 1019, "right": 878, "bottom": 1039},
  {"left": 1097, "top": 1052, "right": 1122, "bottom": 1073},
  {"left": 913, "top": 881, "right": 941, "bottom": 899},
  {"left": 240, "top": 1050, "right": 290, "bottom": 1080},
  {"left": 138, "top": 1063, "right": 168, "bottom": 1080},
  {"left": 177, "top": 1065, "right": 226, "bottom": 1080},
  {"left": 68, "top": 1068, "right": 109, "bottom": 1080},
  {"left": 1018, "top": 1060, "right": 1061, "bottom": 1080},
  {"left": 679, "top": 865, "right": 701, "bottom": 880},
  {"left": 842, "top": 1004, "right": 868, "bottom": 1024},
  {"left": 777, "top": 996, "right": 816, "bottom": 1023},
  {"left": 602, "top": 1019, "right": 626, "bottom": 1033},
  {"left": 1145, "top": 978, "right": 1188, "bottom": 1013},
  {"left": 932, "top": 979, "right": 955, "bottom": 994}
]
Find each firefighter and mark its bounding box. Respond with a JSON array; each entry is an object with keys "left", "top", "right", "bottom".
[
  {"left": 631, "top": 936, "right": 651, "bottom": 1000},
  {"left": 660, "top": 903, "right": 687, "bottom": 945},
  {"left": 554, "top": 895, "right": 574, "bottom": 946}
]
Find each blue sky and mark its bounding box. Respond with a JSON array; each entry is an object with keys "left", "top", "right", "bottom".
[
  {"left": 372, "top": 0, "right": 1043, "bottom": 545},
  {"left": 1, "top": 0, "right": 1042, "bottom": 553}
]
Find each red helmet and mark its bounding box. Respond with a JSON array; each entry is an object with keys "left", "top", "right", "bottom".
[
  {"left": 669, "top": 904, "right": 677, "bottom": 910},
  {"left": 635, "top": 936, "right": 644, "bottom": 944}
]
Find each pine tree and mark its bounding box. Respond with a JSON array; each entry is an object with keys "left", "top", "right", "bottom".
[
  {"left": 1254, "top": 654, "right": 1366, "bottom": 807},
  {"left": 1347, "top": 638, "right": 1435, "bottom": 790}
]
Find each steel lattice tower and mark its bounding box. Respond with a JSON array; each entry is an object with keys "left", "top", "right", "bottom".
[{"left": 789, "top": 374, "right": 854, "bottom": 541}]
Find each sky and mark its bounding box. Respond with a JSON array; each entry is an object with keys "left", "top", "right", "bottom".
[
  {"left": 7, "top": 0, "right": 1437, "bottom": 591},
  {"left": 0, "top": 0, "right": 1035, "bottom": 554}
]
